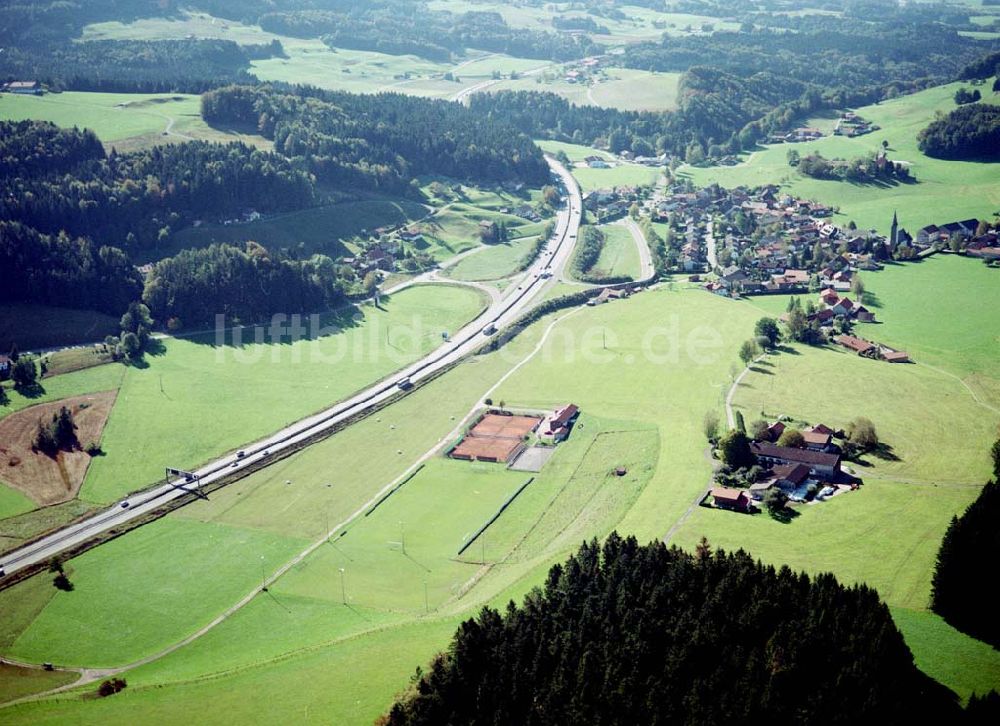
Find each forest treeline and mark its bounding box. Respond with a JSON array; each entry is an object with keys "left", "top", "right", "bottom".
[
  {"left": 143, "top": 242, "right": 344, "bottom": 328},
  {"left": 0, "top": 120, "right": 317, "bottom": 253},
  {"left": 201, "top": 85, "right": 550, "bottom": 189},
  {"left": 930, "top": 439, "right": 1000, "bottom": 648},
  {"left": 0, "top": 221, "right": 142, "bottom": 317},
  {"left": 0, "top": 39, "right": 277, "bottom": 94},
  {"left": 917, "top": 104, "right": 1000, "bottom": 160},
  {"left": 385, "top": 534, "right": 984, "bottom": 725}
]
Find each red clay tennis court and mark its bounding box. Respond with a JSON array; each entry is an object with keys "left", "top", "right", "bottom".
[{"left": 449, "top": 413, "right": 542, "bottom": 463}]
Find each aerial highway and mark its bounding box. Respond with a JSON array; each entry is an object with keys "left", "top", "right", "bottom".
[{"left": 0, "top": 157, "right": 584, "bottom": 578}]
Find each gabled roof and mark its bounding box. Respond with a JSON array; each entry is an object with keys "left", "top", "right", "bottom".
[
  {"left": 711, "top": 487, "right": 748, "bottom": 503},
  {"left": 772, "top": 463, "right": 810, "bottom": 485},
  {"left": 752, "top": 442, "right": 841, "bottom": 468}
]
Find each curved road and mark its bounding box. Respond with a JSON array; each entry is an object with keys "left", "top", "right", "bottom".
[{"left": 0, "top": 157, "right": 583, "bottom": 579}]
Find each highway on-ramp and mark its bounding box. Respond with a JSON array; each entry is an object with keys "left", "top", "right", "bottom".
[{"left": 0, "top": 157, "right": 584, "bottom": 579}]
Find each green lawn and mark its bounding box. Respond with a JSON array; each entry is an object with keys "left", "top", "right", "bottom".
[
  {"left": 162, "top": 199, "right": 428, "bottom": 264},
  {"left": 536, "top": 139, "right": 614, "bottom": 163},
  {"left": 3, "top": 271, "right": 997, "bottom": 715},
  {"left": 682, "top": 80, "right": 1000, "bottom": 235},
  {"left": 0, "top": 664, "right": 77, "bottom": 706},
  {"left": 0, "top": 91, "right": 267, "bottom": 151},
  {"left": 3, "top": 517, "right": 307, "bottom": 667},
  {"left": 81, "top": 284, "right": 486, "bottom": 504},
  {"left": 571, "top": 162, "right": 661, "bottom": 193},
  {"left": 0, "top": 304, "right": 120, "bottom": 352},
  {"left": 592, "top": 223, "right": 642, "bottom": 279},
  {"left": 0, "top": 484, "right": 35, "bottom": 522},
  {"left": 446, "top": 234, "right": 540, "bottom": 281},
  {"left": 0, "top": 364, "right": 125, "bottom": 422}
]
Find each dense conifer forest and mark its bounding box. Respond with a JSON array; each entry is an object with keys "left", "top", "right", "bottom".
[
  {"left": 385, "top": 535, "right": 973, "bottom": 725},
  {"left": 201, "top": 85, "right": 550, "bottom": 189},
  {"left": 930, "top": 439, "right": 1000, "bottom": 647}
]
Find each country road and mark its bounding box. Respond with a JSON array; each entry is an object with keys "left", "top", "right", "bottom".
[
  {"left": 0, "top": 156, "right": 584, "bottom": 580},
  {"left": 621, "top": 216, "right": 656, "bottom": 280}
]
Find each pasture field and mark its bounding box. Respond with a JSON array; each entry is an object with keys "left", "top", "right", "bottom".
[
  {"left": 683, "top": 80, "right": 1000, "bottom": 235},
  {"left": 3, "top": 516, "right": 308, "bottom": 667},
  {"left": 536, "top": 139, "right": 613, "bottom": 162},
  {"left": 0, "top": 92, "right": 268, "bottom": 152},
  {"left": 80, "top": 11, "right": 287, "bottom": 45},
  {"left": 492, "top": 68, "right": 681, "bottom": 112},
  {"left": 0, "top": 364, "right": 125, "bottom": 422},
  {"left": 593, "top": 223, "right": 642, "bottom": 279},
  {"left": 3, "top": 265, "right": 999, "bottom": 714},
  {"left": 0, "top": 304, "right": 119, "bottom": 352},
  {"left": 572, "top": 162, "right": 661, "bottom": 193},
  {"left": 0, "top": 664, "right": 77, "bottom": 706},
  {"left": 744, "top": 255, "right": 1000, "bottom": 409},
  {"left": 162, "top": 199, "right": 429, "bottom": 264},
  {"left": 81, "top": 284, "right": 487, "bottom": 504},
  {"left": 446, "top": 234, "right": 540, "bottom": 281},
  {"left": 0, "top": 485, "right": 35, "bottom": 522}
]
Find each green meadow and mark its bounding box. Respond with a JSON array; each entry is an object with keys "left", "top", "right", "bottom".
[
  {"left": 80, "top": 284, "right": 486, "bottom": 504},
  {"left": 493, "top": 68, "right": 681, "bottom": 113},
  {"left": 0, "top": 92, "right": 268, "bottom": 152},
  {"left": 594, "top": 223, "right": 642, "bottom": 279},
  {"left": 446, "top": 234, "right": 540, "bottom": 281},
  {"left": 683, "top": 80, "right": 1000, "bottom": 235},
  {"left": 3, "top": 235, "right": 999, "bottom": 716},
  {"left": 572, "top": 162, "right": 661, "bottom": 193}
]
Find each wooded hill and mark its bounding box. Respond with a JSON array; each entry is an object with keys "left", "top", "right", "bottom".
[{"left": 386, "top": 535, "right": 974, "bottom": 725}]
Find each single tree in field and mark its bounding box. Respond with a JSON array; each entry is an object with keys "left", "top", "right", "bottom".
[
  {"left": 754, "top": 317, "right": 780, "bottom": 348},
  {"left": 848, "top": 417, "right": 879, "bottom": 451},
  {"left": 777, "top": 428, "right": 805, "bottom": 448},
  {"left": 734, "top": 410, "right": 746, "bottom": 434},
  {"left": 120, "top": 301, "right": 154, "bottom": 345},
  {"left": 119, "top": 332, "right": 142, "bottom": 361},
  {"left": 738, "top": 339, "right": 759, "bottom": 367},
  {"left": 703, "top": 410, "right": 720, "bottom": 442},
  {"left": 718, "top": 429, "right": 754, "bottom": 469}
]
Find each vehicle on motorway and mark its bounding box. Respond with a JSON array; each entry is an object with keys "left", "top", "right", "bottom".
[
  {"left": 237, "top": 450, "right": 246, "bottom": 458},
  {"left": 541, "top": 271, "right": 552, "bottom": 279},
  {"left": 397, "top": 378, "right": 413, "bottom": 390},
  {"left": 119, "top": 500, "right": 130, "bottom": 508},
  {"left": 483, "top": 323, "right": 498, "bottom": 336},
  {"left": 261, "top": 450, "right": 270, "bottom": 457}
]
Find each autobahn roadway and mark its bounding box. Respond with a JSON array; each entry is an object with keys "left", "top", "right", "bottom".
[{"left": 0, "top": 156, "right": 584, "bottom": 579}]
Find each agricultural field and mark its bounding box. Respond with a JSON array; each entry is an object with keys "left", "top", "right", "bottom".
[
  {"left": 593, "top": 223, "right": 642, "bottom": 279},
  {"left": 0, "top": 304, "right": 119, "bottom": 351},
  {"left": 446, "top": 234, "right": 541, "bottom": 281},
  {"left": 0, "top": 92, "right": 269, "bottom": 152},
  {"left": 572, "top": 162, "right": 661, "bottom": 193},
  {"left": 3, "top": 256, "right": 999, "bottom": 716},
  {"left": 492, "top": 68, "right": 682, "bottom": 112},
  {"left": 683, "top": 80, "right": 1000, "bottom": 235}
]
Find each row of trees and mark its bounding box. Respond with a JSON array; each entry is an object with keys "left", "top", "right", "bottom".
[
  {"left": 386, "top": 534, "right": 970, "bottom": 723},
  {"left": 793, "top": 151, "right": 914, "bottom": 184}
]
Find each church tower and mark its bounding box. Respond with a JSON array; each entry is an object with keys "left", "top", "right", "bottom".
[{"left": 890, "top": 211, "right": 898, "bottom": 247}]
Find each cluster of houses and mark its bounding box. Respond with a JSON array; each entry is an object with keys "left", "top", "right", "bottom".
[
  {"left": 833, "top": 111, "right": 878, "bottom": 138},
  {"left": 582, "top": 186, "right": 642, "bottom": 222},
  {"left": 710, "top": 421, "right": 857, "bottom": 513},
  {"left": 766, "top": 126, "right": 824, "bottom": 144},
  {"left": 916, "top": 218, "right": 999, "bottom": 261}
]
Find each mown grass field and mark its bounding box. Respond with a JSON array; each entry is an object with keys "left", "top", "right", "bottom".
[
  {"left": 593, "top": 223, "right": 642, "bottom": 279},
  {"left": 162, "top": 199, "right": 429, "bottom": 264},
  {"left": 81, "top": 285, "right": 486, "bottom": 504},
  {"left": 492, "top": 68, "right": 681, "bottom": 113},
  {"left": 0, "top": 304, "right": 119, "bottom": 351},
  {"left": 3, "top": 264, "right": 998, "bottom": 715},
  {"left": 0, "top": 485, "right": 35, "bottom": 522},
  {"left": 447, "top": 234, "right": 540, "bottom": 281},
  {"left": 572, "top": 162, "right": 661, "bottom": 193},
  {"left": 683, "top": 80, "right": 1000, "bottom": 235},
  {"left": 0, "top": 92, "right": 268, "bottom": 152}
]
